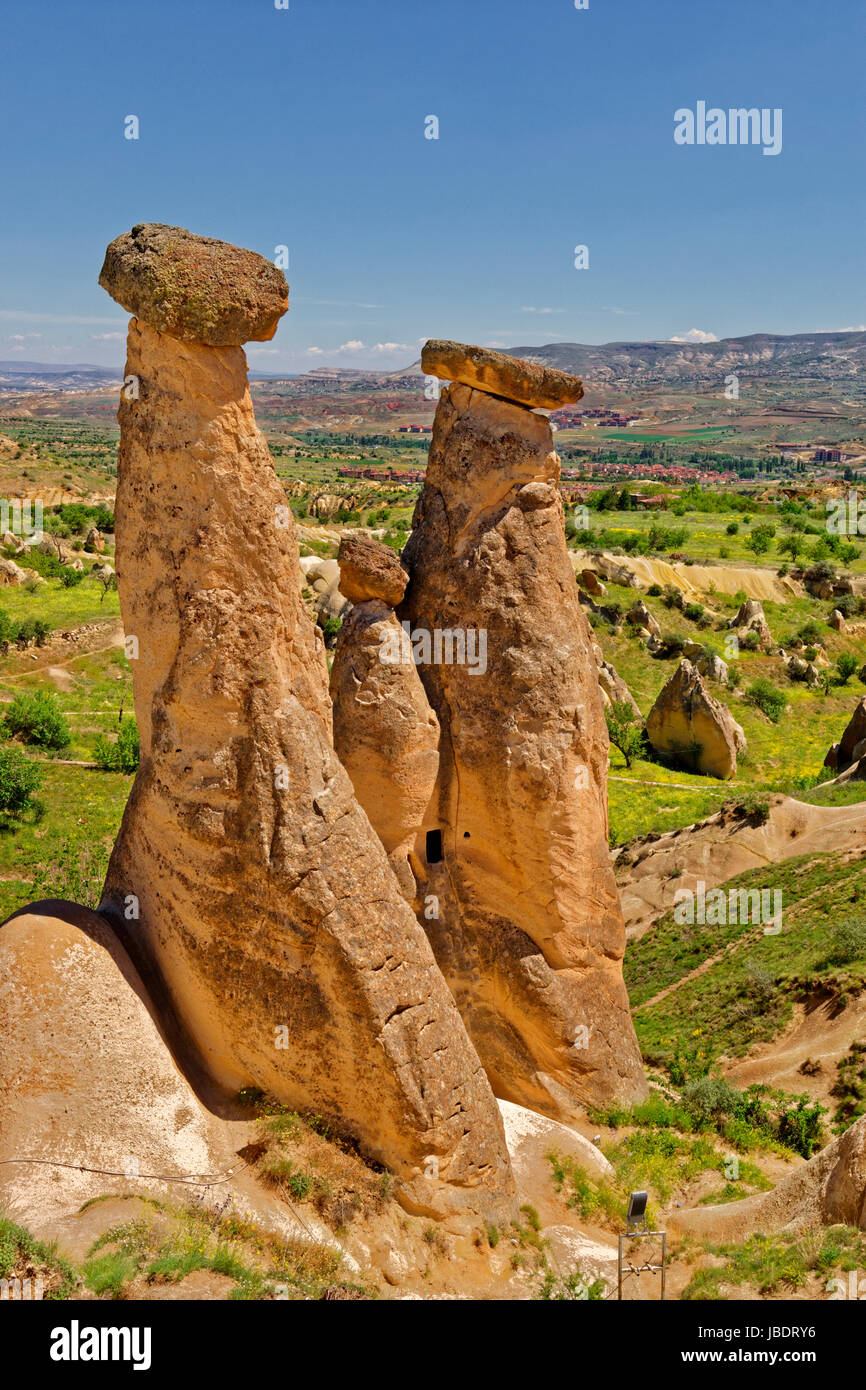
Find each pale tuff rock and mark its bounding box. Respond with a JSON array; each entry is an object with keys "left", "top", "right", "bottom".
[
  {"left": 0, "top": 902, "right": 243, "bottom": 1233},
  {"left": 646, "top": 660, "right": 746, "bottom": 780},
  {"left": 673, "top": 1114, "right": 866, "bottom": 1239},
  {"left": 729, "top": 597, "right": 773, "bottom": 650},
  {"left": 422, "top": 339, "right": 584, "bottom": 411},
  {"left": 99, "top": 223, "right": 288, "bottom": 346},
  {"left": 626, "top": 600, "right": 661, "bottom": 639},
  {"left": 94, "top": 243, "right": 513, "bottom": 1223},
  {"left": 825, "top": 696, "right": 866, "bottom": 772},
  {"left": 330, "top": 603, "right": 440, "bottom": 903},
  {"left": 398, "top": 378, "right": 647, "bottom": 1119}
]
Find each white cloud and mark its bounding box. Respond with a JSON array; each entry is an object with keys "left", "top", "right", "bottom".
[
  {"left": 304, "top": 339, "right": 410, "bottom": 358},
  {"left": 90, "top": 331, "right": 125, "bottom": 342},
  {"left": 669, "top": 328, "right": 718, "bottom": 343},
  {"left": 520, "top": 306, "right": 563, "bottom": 315},
  {"left": 603, "top": 306, "right": 639, "bottom": 317},
  {"left": 8, "top": 332, "right": 42, "bottom": 342}
]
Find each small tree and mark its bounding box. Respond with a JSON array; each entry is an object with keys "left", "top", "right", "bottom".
[
  {"left": 837, "top": 652, "right": 859, "bottom": 685},
  {"left": 605, "top": 700, "right": 644, "bottom": 770},
  {"left": 0, "top": 747, "right": 42, "bottom": 821},
  {"left": 2, "top": 689, "right": 71, "bottom": 751}
]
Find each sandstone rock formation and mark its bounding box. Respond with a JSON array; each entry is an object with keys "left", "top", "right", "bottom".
[
  {"left": 330, "top": 536, "right": 439, "bottom": 902},
  {"left": 591, "top": 644, "right": 641, "bottom": 717},
  {"left": 0, "top": 901, "right": 248, "bottom": 1233},
  {"left": 421, "top": 340, "right": 583, "bottom": 411},
  {"left": 394, "top": 348, "right": 647, "bottom": 1119},
  {"left": 729, "top": 597, "right": 773, "bottom": 650},
  {"left": 673, "top": 1114, "right": 866, "bottom": 1240},
  {"left": 336, "top": 533, "right": 407, "bottom": 607},
  {"left": 95, "top": 232, "right": 513, "bottom": 1223},
  {"left": 99, "top": 223, "right": 288, "bottom": 346},
  {"left": 696, "top": 651, "right": 729, "bottom": 684},
  {"left": 825, "top": 696, "right": 866, "bottom": 773},
  {"left": 646, "top": 660, "right": 746, "bottom": 779},
  {"left": 579, "top": 568, "right": 606, "bottom": 598},
  {"left": 626, "top": 600, "right": 661, "bottom": 639}
]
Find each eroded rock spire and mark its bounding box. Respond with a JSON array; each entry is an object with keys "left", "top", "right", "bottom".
[
  {"left": 97, "top": 229, "right": 513, "bottom": 1224},
  {"left": 335, "top": 340, "right": 647, "bottom": 1120}
]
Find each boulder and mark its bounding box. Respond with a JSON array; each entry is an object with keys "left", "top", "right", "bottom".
[
  {"left": 399, "top": 376, "right": 647, "bottom": 1120},
  {"left": 99, "top": 223, "right": 288, "bottom": 346},
  {"left": 337, "top": 534, "right": 407, "bottom": 606},
  {"left": 825, "top": 696, "right": 866, "bottom": 774},
  {"left": 96, "top": 237, "right": 514, "bottom": 1224},
  {"left": 626, "top": 600, "right": 660, "bottom": 639},
  {"left": 696, "top": 652, "right": 729, "bottom": 684},
  {"left": 729, "top": 598, "right": 773, "bottom": 649},
  {"left": 0, "top": 558, "right": 26, "bottom": 585},
  {"left": 421, "top": 339, "right": 583, "bottom": 411},
  {"left": 596, "top": 659, "right": 641, "bottom": 717},
  {"left": 646, "top": 660, "right": 746, "bottom": 780},
  {"left": 85, "top": 526, "right": 105, "bottom": 552},
  {"left": 829, "top": 608, "right": 847, "bottom": 632},
  {"left": 579, "top": 568, "right": 605, "bottom": 598}
]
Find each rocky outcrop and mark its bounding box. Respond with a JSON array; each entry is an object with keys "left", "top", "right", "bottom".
[
  {"left": 330, "top": 537, "right": 439, "bottom": 903},
  {"left": 729, "top": 598, "right": 773, "bottom": 650},
  {"left": 626, "top": 600, "right": 661, "bottom": 639},
  {"left": 825, "top": 696, "right": 866, "bottom": 773},
  {"left": 696, "top": 652, "right": 729, "bottom": 684},
  {"left": 673, "top": 1114, "right": 866, "bottom": 1239},
  {"left": 421, "top": 340, "right": 583, "bottom": 411},
  {"left": 398, "top": 348, "right": 647, "bottom": 1119},
  {"left": 336, "top": 533, "right": 407, "bottom": 607},
  {"left": 579, "top": 568, "right": 606, "bottom": 598},
  {"left": 591, "top": 644, "right": 641, "bottom": 717},
  {"left": 646, "top": 660, "right": 746, "bottom": 779},
  {"left": 99, "top": 223, "right": 288, "bottom": 345},
  {"left": 0, "top": 901, "right": 247, "bottom": 1232},
  {"left": 94, "top": 233, "right": 513, "bottom": 1224}
]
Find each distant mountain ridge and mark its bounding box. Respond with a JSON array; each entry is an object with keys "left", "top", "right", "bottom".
[{"left": 501, "top": 331, "right": 866, "bottom": 387}]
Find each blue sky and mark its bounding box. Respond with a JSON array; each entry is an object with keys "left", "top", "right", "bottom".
[{"left": 1, "top": 0, "right": 863, "bottom": 370}]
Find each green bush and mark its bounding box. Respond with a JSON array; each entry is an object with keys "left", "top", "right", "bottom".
[
  {"left": 2, "top": 689, "right": 71, "bottom": 750},
  {"left": 747, "top": 677, "right": 786, "bottom": 723},
  {"left": 0, "top": 746, "right": 43, "bottom": 820},
  {"left": 830, "top": 917, "right": 866, "bottom": 965},
  {"left": 93, "top": 718, "right": 140, "bottom": 773}
]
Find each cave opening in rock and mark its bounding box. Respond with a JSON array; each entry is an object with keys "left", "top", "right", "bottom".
[{"left": 426, "top": 829, "right": 443, "bottom": 864}]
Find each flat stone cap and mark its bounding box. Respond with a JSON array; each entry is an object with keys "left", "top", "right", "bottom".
[
  {"left": 99, "top": 223, "right": 288, "bottom": 346},
  {"left": 338, "top": 534, "right": 408, "bottom": 607},
  {"left": 421, "top": 339, "right": 583, "bottom": 410}
]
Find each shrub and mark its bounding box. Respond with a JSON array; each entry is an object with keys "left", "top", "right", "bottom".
[
  {"left": 740, "top": 630, "right": 760, "bottom": 652},
  {"left": 2, "top": 689, "right": 71, "bottom": 750},
  {"left": 836, "top": 653, "right": 858, "bottom": 685},
  {"left": 684, "top": 602, "right": 705, "bottom": 622},
  {"left": 830, "top": 917, "right": 866, "bottom": 965},
  {"left": 93, "top": 718, "right": 140, "bottom": 773},
  {"left": 726, "top": 521, "right": 739, "bottom": 535},
  {"left": 647, "top": 583, "right": 662, "bottom": 597},
  {"left": 605, "top": 701, "right": 645, "bottom": 769},
  {"left": 0, "top": 747, "right": 42, "bottom": 820},
  {"left": 747, "top": 678, "right": 786, "bottom": 723}
]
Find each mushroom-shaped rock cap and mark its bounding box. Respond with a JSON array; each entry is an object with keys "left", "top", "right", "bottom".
[
  {"left": 421, "top": 339, "right": 583, "bottom": 410},
  {"left": 338, "top": 533, "right": 408, "bottom": 607},
  {"left": 99, "top": 223, "right": 288, "bottom": 346}
]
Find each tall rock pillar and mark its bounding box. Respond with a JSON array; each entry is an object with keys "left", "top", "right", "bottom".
[
  {"left": 97, "top": 230, "right": 513, "bottom": 1223},
  {"left": 398, "top": 341, "right": 647, "bottom": 1119}
]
